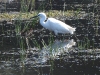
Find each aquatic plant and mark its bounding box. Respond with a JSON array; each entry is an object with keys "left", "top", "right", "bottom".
[{"left": 0, "top": 1, "right": 100, "bottom": 75}]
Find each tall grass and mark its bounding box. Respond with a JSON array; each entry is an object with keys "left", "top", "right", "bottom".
[
  {"left": 1, "top": 0, "right": 100, "bottom": 75},
  {"left": 14, "top": 0, "right": 36, "bottom": 67},
  {"left": 12, "top": 0, "right": 98, "bottom": 68},
  {"left": 77, "top": 37, "right": 91, "bottom": 49}
]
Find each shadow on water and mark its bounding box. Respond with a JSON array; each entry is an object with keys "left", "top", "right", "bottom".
[
  {"left": 0, "top": 8, "right": 100, "bottom": 74},
  {"left": 0, "top": 38, "right": 100, "bottom": 75},
  {"left": 0, "top": 18, "right": 100, "bottom": 75},
  {"left": 0, "top": 19, "right": 100, "bottom": 75},
  {"left": 0, "top": 39, "right": 76, "bottom": 75}
]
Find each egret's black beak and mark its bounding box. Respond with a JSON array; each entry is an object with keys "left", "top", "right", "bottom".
[{"left": 30, "top": 15, "right": 38, "bottom": 19}]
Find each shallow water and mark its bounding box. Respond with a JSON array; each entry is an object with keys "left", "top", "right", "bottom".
[
  {"left": 0, "top": 39, "right": 100, "bottom": 75},
  {"left": 0, "top": 11, "right": 100, "bottom": 75}
]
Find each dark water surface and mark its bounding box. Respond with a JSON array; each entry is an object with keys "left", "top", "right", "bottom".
[
  {"left": 0, "top": 41, "right": 100, "bottom": 75},
  {"left": 0, "top": 11, "right": 100, "bottom": 75}
]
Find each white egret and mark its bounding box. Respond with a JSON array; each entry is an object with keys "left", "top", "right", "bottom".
[{"left": 31, "top": 12, "right": 76, "bottom": 35}]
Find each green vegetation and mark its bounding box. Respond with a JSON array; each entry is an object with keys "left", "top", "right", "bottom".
[
  {"left": 0, "top": 0, "right": 100, "bottom": 75},
  {"left": 0, "top": 10, "right": 83, "bottom": 21}
]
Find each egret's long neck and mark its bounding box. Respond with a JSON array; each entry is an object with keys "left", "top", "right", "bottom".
[{"left": 40, "top": 17, "right": 46, "bottom": 27}]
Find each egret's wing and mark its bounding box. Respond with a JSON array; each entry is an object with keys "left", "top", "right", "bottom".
[{"left": 48, "top": 18, "right": 70, "bottom": 32}]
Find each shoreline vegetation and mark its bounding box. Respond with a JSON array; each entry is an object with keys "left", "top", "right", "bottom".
[
  {"left": 0, "top": 1, "right": 100, "bottom": 75},
  {"left": 0, "top": 10, "right": 90, "bottom": 22}
]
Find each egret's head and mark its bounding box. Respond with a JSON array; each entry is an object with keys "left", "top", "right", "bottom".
[
  {"left": 30, "top": 12, "right": 46, "bottom": 20},
  {"left": 38, "top": 12, "right": 46, "bottom": 19}
]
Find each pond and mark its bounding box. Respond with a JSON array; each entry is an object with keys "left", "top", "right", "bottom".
[
  {"left": 0, "top": 16, "right": 100, "bottom": 75},
  {"left": 0, "top": 40, "right": 100, "bottom": 75},
  {"left": 0, "top": 39, "right": 100, "bottom": 75}
]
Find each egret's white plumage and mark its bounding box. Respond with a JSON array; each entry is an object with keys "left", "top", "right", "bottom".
[{"left": 34, "top": 12, "right": 76, "bottom": 35}]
